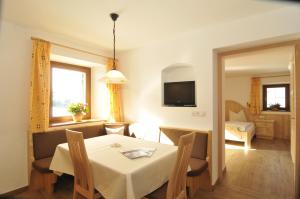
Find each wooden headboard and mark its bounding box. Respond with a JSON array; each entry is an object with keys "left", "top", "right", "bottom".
[{"left": 225, "top": 100, "right": 255, "bottom": 122}]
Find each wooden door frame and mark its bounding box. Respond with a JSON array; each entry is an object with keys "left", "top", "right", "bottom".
[{"left": 216, "top": 39, "right": 300, "bottom": 199}]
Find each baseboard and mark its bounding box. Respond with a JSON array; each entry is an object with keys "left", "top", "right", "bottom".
[{"left": 1, "top": 186, "right": 28, "bottom": 196}]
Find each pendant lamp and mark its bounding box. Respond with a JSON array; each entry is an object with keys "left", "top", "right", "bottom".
[{"left": 103, "top": 13, "right": 127, "bottom": 84}]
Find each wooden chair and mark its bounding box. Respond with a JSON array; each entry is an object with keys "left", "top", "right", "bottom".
[
  {"left": 66, "top": 129, "right": 101, "bottom": 199},
  {"left": 146, "top": 132, "right": 196, "bottom": 199},
  {"left": 186, "top": 132, "right": 212, "bottom": 197}
]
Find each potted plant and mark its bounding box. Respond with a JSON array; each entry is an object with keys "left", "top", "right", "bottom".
[
  {"left": 67, "top": 103, "right": 89, "bottom": 122},
  {"left": 269, "top": 103, "right": 281, "bottom": 111}
]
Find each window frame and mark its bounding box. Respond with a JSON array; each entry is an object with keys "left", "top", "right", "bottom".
[
  {"left": 50, "top": 61, "right": 91, "bottom": 124},
  {"left": 262, "top": 83, "right": 290, "bottom": 112}
]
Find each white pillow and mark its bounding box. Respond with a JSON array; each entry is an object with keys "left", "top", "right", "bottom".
[
  {"left": 229, "top": 110, "right": 247, "bottom": 122},
  {"left": 105, "top": 126, "right": 125, "bottom": 135}
]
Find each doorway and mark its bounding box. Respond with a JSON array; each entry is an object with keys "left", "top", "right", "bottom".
[{"left": 216, "top": 40, "right": 300, "bottom": 199}]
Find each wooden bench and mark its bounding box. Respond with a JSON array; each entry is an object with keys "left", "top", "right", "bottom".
[{"left": 30, "top": 122, "right": 130, "bottom": 193}]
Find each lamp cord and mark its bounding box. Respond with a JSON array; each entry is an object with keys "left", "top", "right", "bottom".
[{"left": 113, "top": 20, "right": 116, "bottom": 70}]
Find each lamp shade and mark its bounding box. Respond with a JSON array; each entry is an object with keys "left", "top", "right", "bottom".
[{"left": 104, "top": 69, "right": 127, "bottom": 84}]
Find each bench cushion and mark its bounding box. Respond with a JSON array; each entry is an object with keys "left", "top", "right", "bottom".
[
  {"left": 32, "top": 157, "right": 53, "bottom": 173},
  {"left": 191, "top": 132, "right": 208, "bottom": 160},
  {"left": 33, "top": 130, "right": 67, "bottom": 160},
  {"left": 187, "top": 158, "right": 208, "bottom": 177},
  {"left": 33, "top": 124, "right": 105, "bottom": 160}
]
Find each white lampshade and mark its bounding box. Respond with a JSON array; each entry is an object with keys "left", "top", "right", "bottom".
[{"left": 104, "top": 69, "right": 127, "bottom": 84}]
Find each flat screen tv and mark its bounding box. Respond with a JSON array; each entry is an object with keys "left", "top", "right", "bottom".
[{"left": 164, "top": 81, "right": 196, "bottom": 107}]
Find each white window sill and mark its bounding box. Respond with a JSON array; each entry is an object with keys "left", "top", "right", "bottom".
[
  {"left": 48, "top": 119, "right": 106, "bottom": 131},
  {"left": 261, "top": 111, "right": 290, "bottom": 115}
]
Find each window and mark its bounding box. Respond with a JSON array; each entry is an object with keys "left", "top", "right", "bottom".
[
  {"left": 263, "top": 84, "right": 290, "bottom": 111},
  {"left": 50, "top": 62, "right": 91, "bottom": 123}
]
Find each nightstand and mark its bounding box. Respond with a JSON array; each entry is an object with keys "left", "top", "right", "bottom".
[{"left": 255, "top": 119, "right": 275, "bottom": 140}]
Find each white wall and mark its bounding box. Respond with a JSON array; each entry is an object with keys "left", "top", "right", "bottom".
[
  {"left": 0, "top": 20, "right": 111, "bottom": 193},
  {"left": 119, "top": 7, "right": 300, "bottom": 184},
  {"left": 224, "top": 75, "right": 290, "bottom": 107},
  {"left": 0, "top": 20, "right": 31, "bottom": 193},
  {"left": 261, "top": 75, "right": 290, "bottom": 85}
]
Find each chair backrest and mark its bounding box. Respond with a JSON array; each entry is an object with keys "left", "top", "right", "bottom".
[
  {"left": 66, "top": 129, "right": 94, "bottom": 194},
  {"left": 166, "top": 132, "right": 196, "bottom": 199},
  {"left": 191, "top": 132, "right": 208, "bottom": 160}
]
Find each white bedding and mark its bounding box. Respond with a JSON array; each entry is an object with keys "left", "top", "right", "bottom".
[{"left": 225, "top": 121, "right": 255, "bottom": 132}]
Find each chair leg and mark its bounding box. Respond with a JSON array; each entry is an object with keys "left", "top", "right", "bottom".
[
  {"left": 29, "top": 169, "right": 43, "bottom": 191},
  {"left": 186, "top": 169, "right": 213, "bottom": 198},
  {"left": 73, "top": 189, "right": 79, "bottom": 199},
  {"left": 88, "top": 192, "right": 95, "bottom": 199},
  {"left": 187, "top": 176, "right": 199, "bottom": 198},
  {"left": 43, "top": 173, "right": 57, "bottom": 194},
  {"left": 188, "top": 186, "right": 197, "bottom": 199}
]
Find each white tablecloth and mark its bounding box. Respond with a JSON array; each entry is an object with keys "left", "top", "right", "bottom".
[{"left": 50, "top": 134, "right": 177, "bottom": 199}]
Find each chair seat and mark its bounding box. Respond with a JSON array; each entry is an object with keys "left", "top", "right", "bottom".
[
  {"left": 32, "top": 157, "right": 52, "bottom": 173},
  {"left": 145, "top": 182, "right": 168, "bottom": 199},
  {"left": 187, "top": 158, "right": 208, "bottom": 177}
]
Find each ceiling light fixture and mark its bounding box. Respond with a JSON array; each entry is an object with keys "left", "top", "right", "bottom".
[{"left": 103, "top": 13, "right": 127, "bottom": 84}]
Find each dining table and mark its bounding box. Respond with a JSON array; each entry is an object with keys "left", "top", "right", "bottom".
[{"left": 50, "top": 134, "right": 178, "bottom": 199}]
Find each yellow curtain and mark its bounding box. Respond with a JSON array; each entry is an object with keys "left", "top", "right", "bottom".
[
  {"left": 250, "top": 77, "right": 261, "bottom": 115},
  {"left": 107, "top": 58, "right": 124, "bottom": 122},
  {"left": 28, "top": 40, "right": 51, "bottom": 177}
]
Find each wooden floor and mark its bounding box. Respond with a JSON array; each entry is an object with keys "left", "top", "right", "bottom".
[
  {"left": 12, "top": 138, "right": 293, "bottom": 199},
  {"left": 197, "top": 138, "right": 294, "bottom": 199}
]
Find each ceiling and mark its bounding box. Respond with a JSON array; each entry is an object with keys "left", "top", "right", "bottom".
[
  {"left": 2, "top": 0, "right": 287, "bottom": 50},
  {"left": 224, "top": 46, "right": 294, "bottom": 76}
]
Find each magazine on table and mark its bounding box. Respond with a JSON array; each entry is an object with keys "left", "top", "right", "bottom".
[{"left": 120, "top": 147, "right": 156, "bottom": 159}]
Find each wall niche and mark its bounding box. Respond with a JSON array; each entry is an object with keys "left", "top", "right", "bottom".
[{"left": 161, "top": 64, "right": 196, "bottom": 107}]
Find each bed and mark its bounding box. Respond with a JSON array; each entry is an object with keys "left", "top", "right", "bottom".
[{"left": 225, "top": 100, "right": 256, "bottom": 148}]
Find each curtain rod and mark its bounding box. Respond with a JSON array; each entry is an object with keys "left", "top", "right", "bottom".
[
  {"left": 31, "top": 37, "right": 111, "bottom": 59},
  {"left": 254, "top": 74, "right": 290, "bottom": 78}
]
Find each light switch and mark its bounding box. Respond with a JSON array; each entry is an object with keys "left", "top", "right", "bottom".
[
  {"left": 192, "top": 111, "right": 206, "bottom": 117},
  {"left": 192, "top": 111, "right": 199, "bottom": 117}
]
